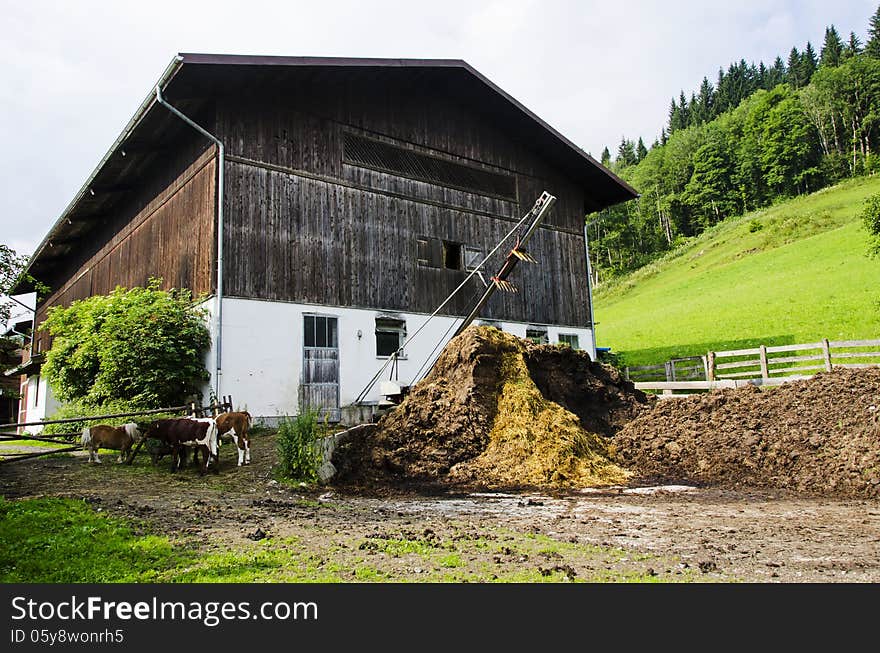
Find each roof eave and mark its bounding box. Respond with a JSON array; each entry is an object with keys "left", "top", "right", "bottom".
[{"left": 11, "top": 56, "right": 186, "bottom": 295}]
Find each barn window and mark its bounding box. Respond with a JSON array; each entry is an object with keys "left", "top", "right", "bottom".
[
  {"left": 417, "top": 237, "right": 441, "bottom": 268},
  {"left": 443, "top": 241, "right": 462, "bottom": 270},
  {"left": 343, "top": 132, "right": 517, "bottom": 200},
  {"left": 304, "top": 315, "right": 338, "bottom": 348},
  {"left": 32, "top": 375, "right": 40, "bottom": 408},
  {"left": 525, "top": 326, "right": 548, "bottom": 344},
  {"left": 464, "top": 246, "right": 483, "bottom": 271},
  {"left": 558, "top": 333, "right": 580, "bottom": 349},
  {"left": 376, "top": 317, "right": 406, "bottom": 357}
]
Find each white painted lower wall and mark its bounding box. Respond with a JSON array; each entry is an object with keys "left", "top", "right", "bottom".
[
  {"left": 204, "top": 297, "right": 595, "bottom": 419},
  {"left": 23, "top": 375, "right": 59, "bottom": 433}
]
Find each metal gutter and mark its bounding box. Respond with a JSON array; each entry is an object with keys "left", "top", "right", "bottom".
[{"left": 153, "top": 84, "right": 225, "bottom": 402}]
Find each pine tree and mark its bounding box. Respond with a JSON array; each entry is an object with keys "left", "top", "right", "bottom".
[
  {"left": 801, "top": 42, "right": 819, "bottom": 82},
  {"left": 696, "top": 76, "right": 714, "bottom": 123},
  {"left": 758, "top": 61, "right": 769, "bottom": 89},
  {"left": 867, "top": 5, "right": 880, "bottom": 58},
  {"left": 636, "top": 137, "right": 648, "bottom": 162},
  {"left": 845, "top": 31, "right": 863, "bottom": 59},
  {"left": 769, "top": 56, "right": 787, "bottom": 86},
  {"left": 600, "top": 147, "right": 611, "bottom": 166},
  {"left": 746, "top": 61, "right": 760, "bottom": 95},
  {"left": 820, "top": 25, "right": 844, "bottom": 68},
  {"left": 660, "top": 128, "right": 668, "bottom": 146},
  {"left": 715, "top": 68, "right": 728, "bottom": 113},
  {"left": 788, "top": 47, "right": 803, "bottom": 88},
  {"left": 616, "top": 137, "right": 637, "bottom": 167},
  {"left": 679, "top": 91, "right": 690, "bottom": 126}
]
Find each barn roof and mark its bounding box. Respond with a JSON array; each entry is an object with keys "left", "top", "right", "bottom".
[{"left": 13, "top": 54, "right": 637, "bottom": 295}]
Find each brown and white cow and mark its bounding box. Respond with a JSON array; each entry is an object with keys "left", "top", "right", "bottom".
[
  {"left": 81, "top": 423, "right": 142, "bottom": 463},
  {"left": 139, "top": 417, "right": 219, "bottom": 474},
  {"left": 215, "top": 411, "right": 252, "bottom": 466}
]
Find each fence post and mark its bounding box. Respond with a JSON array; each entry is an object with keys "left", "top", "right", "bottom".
[
  {"left": 707, "top": 351, "right": 716, "bottom": 381},
  {"left": 759, "top": 345, "right": 769, "bottom": 379},
  {"left": 664, "top": 360, "right": 675, "bottom": 382},
  {"left": 624, "top": 367, "right": 630, "bottom": 381},
  {"left": 701, "top": 355, "right": 709, "bottom": 381},
  {"left": 822, "top": 338, "right": 832, "bottom": 372}
]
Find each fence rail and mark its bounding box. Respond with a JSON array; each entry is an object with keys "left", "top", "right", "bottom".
[
  {"left": 628, "top": 337, "right": 879, "bottom": 397},
  {"left": 0, "top": 395, "right": 237, "bottom": 465}
]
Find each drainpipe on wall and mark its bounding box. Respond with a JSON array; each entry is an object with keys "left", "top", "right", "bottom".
[
  {"left": 583, "top": 220, "right": 598, "bottom": 360},
  {"left": 154, "top": 85, "right": 225, "bottom": 402}
]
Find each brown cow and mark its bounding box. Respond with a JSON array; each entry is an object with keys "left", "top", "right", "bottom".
[
  {"left": 81, "top": 423, "right": 142, "bottom": 464},
  {"left": 138, "top": 417, "right": 219, "bottom": 474},
  {"left": 215, "top": 411, "right": 252, "bottom": 466}
]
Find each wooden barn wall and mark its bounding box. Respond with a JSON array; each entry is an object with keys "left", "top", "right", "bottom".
[
  {"left": 224, "top": 161, "right": 589, "bottom": 326},
  {"left": 217, "top": 77, "right": 592, "bottom": 326},
  {"left": 217, "top": 77, "right": 587, "bottom": 232},
  {"left": 33, "top": 148, "right": 216, "bottom": 353}
]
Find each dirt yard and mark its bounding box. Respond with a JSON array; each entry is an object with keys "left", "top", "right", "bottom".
[
  {"left": 4, "top": 330, "right": 879, "bottom": 583},
  {"left": 2, "top": 435, "right": 878, "bottom": 583}
]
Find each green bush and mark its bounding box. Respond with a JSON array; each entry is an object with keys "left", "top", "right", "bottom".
[
  {"left": 276, "top": 411, "right": 323, "bottom": 483},
  {"left": 862, "top": 192, "right": 880, "bottom": 256},
  {"left": 40, "top": 279, "right": 210, "bottom": 408}
]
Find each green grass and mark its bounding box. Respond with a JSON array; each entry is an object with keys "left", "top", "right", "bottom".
[
  {"left": 0, "top": 497, "right": 713, "bottom": 583},
  {"left": 594, "top": 176, "right": 880, "bottom": 366},
  {"left": 0, "top": 497, "right": 186, "bottom": 582}
]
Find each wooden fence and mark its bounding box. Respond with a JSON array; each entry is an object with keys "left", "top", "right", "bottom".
[
  {"left": 629, "top": 338, "right": 880, "bottom": 397},
  {"left": 625, "top": 356, "right": 707, "bottom": 382},
  {"left": 707, "top": 339, "right": 880, "bottom": 381}
]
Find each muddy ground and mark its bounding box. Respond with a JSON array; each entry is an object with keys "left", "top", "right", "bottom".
[{"left": 2, "top": 434, "right": 878, "bottom": 583}]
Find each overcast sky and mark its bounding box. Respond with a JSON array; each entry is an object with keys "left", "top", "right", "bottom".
[{"left": 1, "top": 0, "right": 876, "bottom": 258}]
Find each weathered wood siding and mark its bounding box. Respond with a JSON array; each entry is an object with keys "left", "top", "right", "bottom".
[
  {"left": 218, "top": 78, "right": 592, "bottom": 326},
  {"left": 33, "top": 146, "right": 216, "bottom": 352},
  {"left": 223, "top": 162, "right": 587, "bottom": 325}
]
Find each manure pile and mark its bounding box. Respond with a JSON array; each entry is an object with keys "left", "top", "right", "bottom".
[
  {"left": 332, "top": 326, "right": 651, "bottom": 489},
  {"left": 613, "top": 367, "right": 880, "bottom": 498}
]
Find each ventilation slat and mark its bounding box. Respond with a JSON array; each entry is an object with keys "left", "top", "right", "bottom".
[{"left": 343, "top": 133, "right": 516, "bottom": 200}]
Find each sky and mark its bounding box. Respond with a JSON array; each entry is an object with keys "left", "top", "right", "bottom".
[{"left": 1, "top": 0, "right": 876, "bottom": 260}]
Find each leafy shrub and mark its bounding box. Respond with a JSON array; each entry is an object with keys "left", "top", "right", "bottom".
[
  {"left": 862, "top": 192, "right": 880, "bottom": 256},
  {"left": 40, "top": 279, "right": 210, "bottom": 408},
  {"left": 276, "top": 411, "right": 323, "bottom": 482},
  {"left": 748, "top": 219, "right": 763, "bottom": 233},
  {"left": 597, "top": 349, "right": 627, "bottom": 373}
]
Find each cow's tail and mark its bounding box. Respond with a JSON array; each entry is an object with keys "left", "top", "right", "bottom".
[
  {"left": 244, "top": 411, "right": 252, "bottom": 427},
  {"left": 81, "top": 427, "right": 91, "bottom": 448}
]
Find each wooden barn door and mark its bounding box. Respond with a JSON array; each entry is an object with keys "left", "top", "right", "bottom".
[{"left": 301, "top": 315, "right": 340, "bottom": 422}]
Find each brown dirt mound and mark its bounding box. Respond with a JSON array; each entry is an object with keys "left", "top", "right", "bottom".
[
  {"left": 613, "top": 367, "right": 880, "bottom": 498},
  {"left": 332, "top": 326, "right": 652, "bottom": 489}
]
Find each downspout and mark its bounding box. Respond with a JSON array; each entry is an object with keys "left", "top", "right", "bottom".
[
  {"left": 583, "top": 219, "right": 598, "bottom": 360},
  {"left": 154, "top": 85, "right": 225, "bottom": 401}
]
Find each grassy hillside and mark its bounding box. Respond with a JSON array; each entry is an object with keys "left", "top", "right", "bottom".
[{"left": 593, "top": 176, "right": 880, "bottom": 367}]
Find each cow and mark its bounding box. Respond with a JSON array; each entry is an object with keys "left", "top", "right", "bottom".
[
  {"left": 81, "top": 423, "right": 142, "bottom": 464},
  {"left": 215, "top": 411, "right": 252, "bottom": 466},
  {"left": 137, "top": 417, "right": 219, "bottom": 474}
]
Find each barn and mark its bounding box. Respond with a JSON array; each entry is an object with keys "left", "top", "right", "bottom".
[{"left": 11, "top": 54, "right": 636, "bottom": 422}]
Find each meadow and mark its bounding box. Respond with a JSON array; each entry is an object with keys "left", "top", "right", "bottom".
[{"left": 593, "top": 176, "right": 880, "bottom": 367}]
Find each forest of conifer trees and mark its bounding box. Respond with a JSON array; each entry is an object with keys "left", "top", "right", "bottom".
[{"left": 590, "top": 6, "right": 880, "bottom": 281}]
